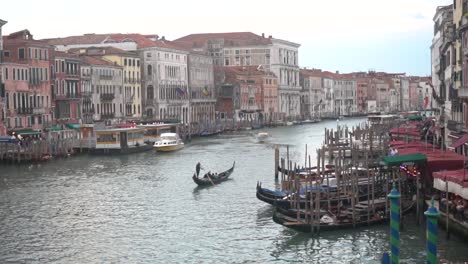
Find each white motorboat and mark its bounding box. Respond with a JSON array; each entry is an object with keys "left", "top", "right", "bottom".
[
  {"left": 256, "top": 132, "right": 270, "bottom": 143},
  {"left": 153, "top": 133, "right": 184, "bottom": 152}
]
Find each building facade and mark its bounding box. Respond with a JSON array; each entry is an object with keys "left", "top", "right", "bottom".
[
  {"left": 140, "top": 42, "right": 190, "bottom": 123},
  {"left": 2, "top": 30, "right": 54, "bottom": 133},
  {"left": 0, "top": 19, "right": 7, "bottom": 135},
  {"left": 175, "top": 32, "right": 301, "bottom": 120},
  {"left": 53, "top": 51, "right": 81, "bottom": 127},
  {"left": 80, "top": 56, "right": 124, "bottom": 123},
  {"left": 187, "top": 52, "right": 216, "bottom": 125}
]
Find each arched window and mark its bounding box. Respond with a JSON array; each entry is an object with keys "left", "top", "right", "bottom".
[
  {"left": 147, "top": 65, "right": 152, "bottom": 76},
  {"left": 147, "top": 108, "right": 153, "bottom": 118},
  {"left": 147, "top": 85, "right": 154, "bottom": 99}
]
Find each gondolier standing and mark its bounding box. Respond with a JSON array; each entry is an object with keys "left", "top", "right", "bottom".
[{"left": 196, "top": 162, "right": 203, "bottom": 177}]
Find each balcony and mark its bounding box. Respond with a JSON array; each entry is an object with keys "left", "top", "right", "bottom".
[
  {"left": 101, "top": 113, "right": 115, "bottom": 119},
  {"left": 125, "top": 78, "right": 139, "bottom": 84},
  {"left": 33, "top": 108, "right": 45, "bottom": 115},
  {"left": 459, "top": 86, "right": 468, "bottom": 98},
  {"left": 17, "top": 108, "right": 33, "bottom": 114},
  {"left": 447, "top": 120, "right": 464, "bottom": 132},
  {"left": 99, "top": 75, "right": 113, "bottom": 80},
  {"left": 100, "top": 93, "right": 115, "bottom": 101},
  {"left": 83, "top": 107, "right": 95, "bottom": 114},
  {"left": 81, "top": 91, "right": 93, "bottom": 97}
]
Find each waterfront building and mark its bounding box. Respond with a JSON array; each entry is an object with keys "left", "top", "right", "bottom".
[
  {"left": 333, "top": 74, "right": 357, "bottom": 116},
  {"left": 400, "top": 77, "right": 410, "bottom": 111},
  {"left": 215, "top": 66, "right": 279, "bottom": 123},
  {"left": 71, "top": 46, "right": 142, "bottom": 121},
  {"left": 80, "top": 56, "right": 124, "bottom": 124},
  {"left": 300, "top": 69, "right": 326, "bottom": 118},
  {"left": 140, "top": 38, "right": 190, "bottom": 123},
  {"left": 2, "top": 30, "right": 54, "bottom": 133},
  {"left": 175, "top": 32, "right": 301, "bottom": 120},
  {"left": 53, "top": 51, "right": 81, "bottom": 128},
  {"left": 0, "top": 19, "right": 7, "bottom": 135},
  {"left": 356, "top": 77, "right": 370, "bottom": 114},
  {"left": 185, "top": 51, "right": 216, "bottom": 126}
]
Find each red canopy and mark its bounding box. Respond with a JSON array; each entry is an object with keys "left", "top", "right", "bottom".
[
  {"left": 450, "top": 134, "right": 468, "bottom": 148},
  {"left": 396, "top": 148, "right": 465, "bottom": 179},
  {"left": 389, "top": 140, "right": 436, "bottom": 150},
  {"left": 433, "top": 169, "right": 468, "bottom": 187},
  {"left": 389, "top": 127, "right": 421, "bottom": 137}
]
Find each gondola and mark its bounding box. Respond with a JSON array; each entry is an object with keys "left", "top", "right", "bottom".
[
  {"left": 277, "top": 165, "right": 335, "bottom": 177},
  {"left": 192, "top": 161, "right": 235, "bottom": 186},
  {"left": 256, "top": 182, "right": 385, "bottom": 210},
  {"left": 272, "top": 198, "right": 415, "bottom": 233}
]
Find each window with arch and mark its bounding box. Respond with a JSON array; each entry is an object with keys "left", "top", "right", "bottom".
[
  {"left": 147, "top": 85, "right": 154, "bottom": 99},
  {"left": 147, "top": 65, "right": 152, "bottom": 76}
]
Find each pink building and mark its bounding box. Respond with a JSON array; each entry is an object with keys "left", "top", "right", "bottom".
[
  {"left": 0, "top": 19, "right": 7, "bottom": 135},
  {"left": 356, "top": 78, "right": 370, "bottom": 113},
  {"left": 2, "top": 30, "right": 54, "bottom": 133},
  {"left": 53, "top": 51, "right": 81, "bottom": 128}
]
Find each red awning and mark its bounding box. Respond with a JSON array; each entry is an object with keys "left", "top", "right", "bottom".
[
  {"left": 450, "top": 134, "right": 468, "bottom": 148},
  {"left": 433, "top": 169, "right": 468, "bottom": 186}
]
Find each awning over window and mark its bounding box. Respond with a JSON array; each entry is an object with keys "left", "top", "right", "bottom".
[
  {"left": 382, "top": 153, "right": 427, "bottom": 166},
  {"left": 12, "top": 129, "right": 41, "bottom": 136},
  {"left": 66, "top": 123, "right": 80, "bottom": 129},
  {"left": 450, "top": 134, "right": 468, "bottom": 148},
  {"left": 50, "top": 125, "right": 61, "bottom": 131}
]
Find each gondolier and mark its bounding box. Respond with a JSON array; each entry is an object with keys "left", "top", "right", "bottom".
[{"left": 196, "top": 162, "right": 203, "bottom": 177}]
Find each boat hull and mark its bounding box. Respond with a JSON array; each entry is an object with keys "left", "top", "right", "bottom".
[
  {"left": 154, "top": 144, "right": 184, "bottom": 152},
  {"left": 193, "top": 162, "right": 235, "bottom": 186}
]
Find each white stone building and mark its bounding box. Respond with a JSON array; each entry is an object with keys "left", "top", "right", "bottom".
[
  {"left": 174, "top": 32, "right": 301, "bottom": 120},
  {"left": 81, "top": 56, "right": 124, "bottom": 123}
]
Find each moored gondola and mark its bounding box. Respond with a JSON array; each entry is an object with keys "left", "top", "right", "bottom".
[
  {"left": 272, "top": 198, "right": 415, "bottom": 233},
  {"left": 192, "top": 161, "right": 235, "bottom": 186}
]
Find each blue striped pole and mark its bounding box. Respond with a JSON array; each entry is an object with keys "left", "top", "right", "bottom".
[
  {"left": 424, "top": 198, "right": 440, "bottom": 264},
  {"left": 387, "top": 182, "right": 401, "bottom": 264}
]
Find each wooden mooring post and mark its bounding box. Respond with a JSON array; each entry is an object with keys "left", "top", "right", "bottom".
[{"left": 274, "top": 146, "right": 279, "bottom": 180}]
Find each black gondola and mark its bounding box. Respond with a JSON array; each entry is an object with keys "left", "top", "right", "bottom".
[
  {"left": 192, "top": 161, "right": 235, "bottom": 186},
  {"left": 256, "top": 182, "right": 385, "bottom": 210},
  {"left": 272, "top": 198, "right": 415, "bottom": 233}
]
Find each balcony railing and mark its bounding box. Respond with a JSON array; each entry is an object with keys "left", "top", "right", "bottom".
[
  {"left": 33, "top": 108, "right": 45, "bottom": 115},
  {"left": 100, "top": 93, "right": 115, "bottom": 101},
  {"left": 447, "top": 120, "right": 464, "bottom": 131},
  {"left": 101, "top": 113, "right": 115, "bottom": 119},
  {"left": 83, "top": 107, "right": 95, "bottom": 114},
  {"left": 99, "top": 75, "right": 113, "bottom": 80},
  {"left": 17, "top": 108, "right": 33, "bottom": 114},
  {"left": 81, "top": 91, "right": 93, "bottom": 97}
]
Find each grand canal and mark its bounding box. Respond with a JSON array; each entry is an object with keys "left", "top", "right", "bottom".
[{"left": 0, "top": 118, "right": 467, "bottom": 263}]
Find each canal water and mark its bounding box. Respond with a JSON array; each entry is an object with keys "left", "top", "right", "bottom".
[{"left": 0, "top": 118, "right": 467, "bottom": 263}]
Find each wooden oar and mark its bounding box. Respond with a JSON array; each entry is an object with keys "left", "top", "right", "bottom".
[{"left": 206, "top": 174, "right": 215, "bottom": 186}]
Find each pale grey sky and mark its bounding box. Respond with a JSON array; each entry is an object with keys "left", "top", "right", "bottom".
[{"left": 1, "top": 0, "right": 452, "bottom": 75}]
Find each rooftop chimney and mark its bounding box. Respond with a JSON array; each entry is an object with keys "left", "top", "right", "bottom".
[
  {"left": 268, "top": 35, "right": 272, "bottom": 39},
  {"left": 336, "top": 70, "right": 339, "bottom": 74},
  {"left": 161, "top": 36, "right": 165, "bottom": 41},
  {"left": 262, "top": 33, "right": 265, "bottom": 38}
]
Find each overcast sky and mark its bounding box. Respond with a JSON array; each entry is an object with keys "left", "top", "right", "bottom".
[{"left": 1, "top": 0, "right": 451, "bottom": 76}]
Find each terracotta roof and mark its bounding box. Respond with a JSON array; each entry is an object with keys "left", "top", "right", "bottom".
[
  {"left": 54, "top": 50, "right": 80, "bottom": 59},
  {"left": 80, "top": 55, "right": 119, "bottom": 67},
  {"left": 44, "top": 33, "right": 188, "bottom": 51},
  {"left": 174, "top": 32, "right": 272, "bottom": 48},
  {"left": 68, "top": 46, "right": 137, "bottom": 56}
]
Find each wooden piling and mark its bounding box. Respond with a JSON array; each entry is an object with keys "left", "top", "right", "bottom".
[{"left": 274, "top": 146, "right": 279, "bottom": 180}]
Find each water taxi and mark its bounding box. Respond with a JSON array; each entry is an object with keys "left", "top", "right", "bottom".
[
  {"left": 137, "top": 122, "right": 180, "bottom": 144},
  {"left": 153, "top": 133, "right": 184, "bottom": 152},
  {"left": 256, "top": 132, "right": 270, "bottom": 143}
]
